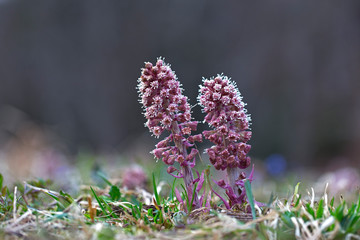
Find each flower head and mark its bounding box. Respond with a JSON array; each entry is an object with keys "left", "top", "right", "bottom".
[
  {"left": 138, "top": 58, "right": 193, "bottom": 136},
  {"left": 138, "top": 58, "right": 201, "bottom": 167},
  {"left": 198, "top": 74, "right": 252, "bottom": 170}
]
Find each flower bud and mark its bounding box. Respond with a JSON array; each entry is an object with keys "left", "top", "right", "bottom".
[
  {"left": 167, "top": 166, "right": 177, "bottom": 174},
  {"left": 152, "top": 147, "right": 168, "bottom": 159}
]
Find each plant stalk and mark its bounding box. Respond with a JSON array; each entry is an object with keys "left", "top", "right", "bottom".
[
  {"left": 172, "top": 121, "right": 200, "bottom": 209},
  {"left": 227, "top": 167, "right": 241, "bottom": 197}
]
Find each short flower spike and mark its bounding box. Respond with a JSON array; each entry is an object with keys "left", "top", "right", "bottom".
[
  {"left": 138, "top": 58, "right": 202, "bottom": 210},
  {"left": 198, "top": 74, "right": 252, "bottom": 170},
  {"left": 199, "top": 74, "right": 253, "bottom": 208}
]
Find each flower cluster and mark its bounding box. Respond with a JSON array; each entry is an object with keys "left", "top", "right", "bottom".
[
  {"left": 138, "top": 58, "right": 203, "bottom": 210},
  {"left": 198, "top": 74, "right": 252, "bottom": 170},
  {"left": 139, "top": 59, "right": 189, "bottom": 136},
  {"left": 138, "top": 58, "right": 202, "bottom": 170},
  {"left": 198, "top": 74, "right": 254, "bottom": 208},
  {"left": 138, "top": 58, "right": 258, "bottom": 212}
]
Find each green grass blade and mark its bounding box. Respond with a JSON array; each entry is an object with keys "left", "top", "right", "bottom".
[
  {"left": 330, "top": 197, "right": 335, "bottom": 208},
  {"left": 59, "top": 190, "right": 74, "bottom": 204},
  {"left": 244, "top": 179, "right": 256, "bottom": 220},
  {"left": 294, "top": 182, "right": 300, "bottom": 197},
  {"left": 44, "top": 192, "right": 66, "bottom": 209},
  {"left": 100, "top": 197, "right": 118, "bottom": 219},
  {"left": 334, "top": 201, "right": 345, "bottom": 221},
  {"left": 170, "top": 178, "right": 176, "bottom": 201},
  {"left": 90, "top": 186, "right": 108, "bottom": 218},
  {"left": 152, "top": 173, "right": 161, "bottom": 205},
  {"left": 305, "top": 203, "right": 315, "bottom": 218},
  {"left": 294, "top": 194, "right": 301, "bottom": 208},
  {"left": 180, "top": 184, "right": 190, "bottom": 212},
  {"left": 189, "top": 182, "right": 198, "bottom": 213},
  {"left": 97, "top": 172, "right": 113, "bottom": 187},
  {"left": 316, "top": 198, "right": 324, "bottom": 219},
  {"left": 355, "top": 193, "right": 360, "bottom": 213}
]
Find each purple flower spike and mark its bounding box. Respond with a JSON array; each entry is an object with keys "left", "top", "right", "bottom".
[
  {"left": 138, "top": 57, "right": 202, "bottom": 211},
  {"left": 199, "top": 74, "right": 253, "bottom": 207},
  {"left": 198, "top": 74, "right": 252, "bottom": 170}
]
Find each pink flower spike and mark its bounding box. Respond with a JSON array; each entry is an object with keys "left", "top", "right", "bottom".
[
  {"left": 138, "top": 57, "right": 202, "bottom": 211},
  {"left": 199, "top": 73, "right": 253, "bottom": 208}
]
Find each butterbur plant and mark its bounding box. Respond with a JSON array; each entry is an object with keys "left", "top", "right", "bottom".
[
  {"left": 137, "top": 58, "right": 203, "bottom": 210},
  {"left": 138, "top": 58, "right": 256, "bottom": 213},
  {"left": 198, "top": 74, "right": 253, "bottom": 209}
]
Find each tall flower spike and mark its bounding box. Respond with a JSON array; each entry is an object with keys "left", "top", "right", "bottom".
[
  {"left": 198, "top": 74, "right": 252, "bottom": 208},
  {"left": 138, "top": 57, "right": 202, "bottom": 210}
]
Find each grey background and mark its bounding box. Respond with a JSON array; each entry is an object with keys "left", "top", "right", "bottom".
[{"left": 0, "top": 0, "right": 359, "bottom": 168}]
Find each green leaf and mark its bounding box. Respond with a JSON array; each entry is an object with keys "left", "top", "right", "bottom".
[
  {"left": 305, "top": 203, "right": 315, "bottom": 218},
  {"left": 334, "top": 202, "right": 345, "bottom": 221},
  {"left": 316, "top": 198, "right": 324, "bottom": 219},
  {"left": 109, "top": 185, "right": 121, "bottom": 201},
  {"left": 294, "top": 194, "right": 301, "bottom": 208},
  {"left": 152, "top": 173, "right": 161, "bottom": 205},
  {"left": 148, "top": 208, "right": 153, "bottom": 217},
  {"left": 154, "top": 211, "right": 159, "bottom": 223},
  {"left": 244, "top": 179, "right": 256, "bottom": 220},
  {"left": 133, "top": 205, "right": 141, "bottom": 219}
]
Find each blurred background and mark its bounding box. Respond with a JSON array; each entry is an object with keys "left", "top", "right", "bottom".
[{"left": 0, "top": 0, "right": 359, "bottom": 192}]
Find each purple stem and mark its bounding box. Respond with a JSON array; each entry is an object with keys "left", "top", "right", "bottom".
[
  {"left": 171, "top": 121, "right": 201, "bottom": 209},
  {"left": 210, "top": 179, "right": 230, "bottom": 209},
  {"left": 168, "top": 172, "right": 184, "bottom": 179},
  {"left": 175, "top": 187, "right": 187, "bottom": 212},
  {"left": 226, "top": 167, "right": 242, "bottom": 198}
]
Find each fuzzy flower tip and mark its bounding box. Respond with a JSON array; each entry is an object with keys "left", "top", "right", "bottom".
[
  {"left": 138, "top": 58, "right": 202, "bottom": 167},
  {"left": 198, "top": 74, "right": 252, "bottom": 170}
]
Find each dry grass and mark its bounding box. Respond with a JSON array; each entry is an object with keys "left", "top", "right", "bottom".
[{"left": 1, "top": 173, "right": 360, "bottom": 240}]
